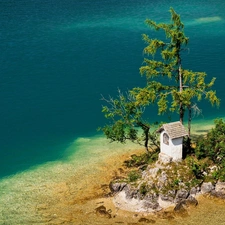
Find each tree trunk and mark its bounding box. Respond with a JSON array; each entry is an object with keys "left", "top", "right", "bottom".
[
  {"left": 188, "top": 105, "right": 191, "bottom": 137},
  {"left": 179, "top": 64, "right": 184, "bottom": 124},
  {"left": 180, "top": 104, "right": 184, "bottom": 124},
  {"left": 144, "top": 127, "right": 150, "bottom": 154},
  {"left": 137, "top": 121, "right": 150, "bottom": 153}
]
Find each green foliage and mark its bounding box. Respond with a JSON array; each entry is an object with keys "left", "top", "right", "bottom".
[
  {"left": 124, "top": 150, "right": 159, "bottom": 168},
  {"left": 99, "top": 90, "right": 160, "bottom": 152},
  {"left": 173, "top": 179, "right": 179, "bottom": 186},
  {"left": 195, "top": 119, "right": 225, "bottom": 162},
  {"left": 139, "top": 182, "right": 149, "bottom": 196},
  {"left": 194, "top": 136, "right": 207, "bottom": 159},
  {"left": 127, "top": 170, "right": 141, "bottom": 183},
  {"left": 100, "top": 7, "right": 219, "bottom": 154},
  {"left": 194, "top": 119, "right": 225, "bottom": 181},
  {"left": 186, "top": 157, "right": 204, "bottom": 179},
  {"left": 133, "top": 7, "right": 220, "bottom": 126}
]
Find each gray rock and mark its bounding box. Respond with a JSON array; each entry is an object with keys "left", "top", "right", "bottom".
[
  {"left": 174, "top": 195, "right": 198, "bottom": 213},
  {"left": 158, "top": 153, "right": 173, "bottom": 164},
  {"left": 148, "top": 167, "right": 160, "bottom": 178},
  {"left": 211, "top": 190, "right": 225, "bottom": 199},
  {"left": 144, "top": 200, "right": 160, "bottom": 210},
  {"left": 186, "top": 195, "right": 198, "bottom": 206},
  {"left": 201, "top": 182, "right": 214, "bottom": 194},
  {"left": 158, "top": 171, "right": 168, "bottom": 183},
  {"left": 190, "top": 187, "right": 197, "bottom": 196},
  {"left": 144, "top": 193, "right": 158, "bottom": 202},
  {"left": 123, "top": 185, "right": 139, "bottom": 199},
  {"left": 95, "top": 205, "right": 111, "bottom": 219},
  {"left": 159, "top": 192, "right": 174, "bottom": 203},
  {"left": 197, "top": 186, "right": 201, "bottom": 193},
  {"left": 109, "top": 182, "right": 127, "bottom": 193},
  {"left": 211, "top": 182, "right": 225, "bottom": 198},
  {"left": 175, "top": 189, "right": 189, "bottom": 203},
  {"left": 143, "top": 193, "right": 159, "bottom": 210},
  {"left": 138, "top": 217, "right": 156, "bottom": 223},
  {"left": 215, "top": 181, "right": 225, "bottom": 193},
  {"left": 157, "top": 171, "right": 168, "bottom": 189},
  {"left": 174, "top": 200, "right": 188, "bottom": 215}
]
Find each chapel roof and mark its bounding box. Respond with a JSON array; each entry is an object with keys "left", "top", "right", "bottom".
[{"left": 157, "top": 121, "right": 188, "bottom": 139}]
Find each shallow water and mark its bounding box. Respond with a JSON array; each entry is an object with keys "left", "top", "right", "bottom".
[{"left": 1, "top": 128, "right": 225, "bottom": 224}]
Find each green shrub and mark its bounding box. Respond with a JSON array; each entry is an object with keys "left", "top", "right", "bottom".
[
  {"left": 194, "top": 136, "right": 207, "bottom": 159},
  {"left": 194, "top": 118, "right": 225, "bottom": 181},
  {"left": 186, "top": 157, "right": 204, "bottom": 179},
  {"left": 127, "top": 170, "right": 141, "bottom": 182},
  {"left": 124, "top": 151, "right": 159, "bottom": 168},
  {"left": 139, "top": 182, "right": 148, "bottom": 196},
  {"left": 173, "top": 179, "right": 179, "bottom": 186}
]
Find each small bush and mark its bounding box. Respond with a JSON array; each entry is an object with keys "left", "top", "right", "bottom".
[
  {"left": 127, "top": 170, "right": 141, "bottom": 182},
  {"left": 139, "top": 182, "right": 148, "bottom": 196},
  {"left": 124, "top": 149, "right": 159, "bottom": 168},
  {"left": 194, "top": 118, "right": 225, "bottom": 181}
]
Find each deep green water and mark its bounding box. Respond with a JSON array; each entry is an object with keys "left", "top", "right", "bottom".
[{"left": 0, "top": 0, "right": 225, "bottom": 178}]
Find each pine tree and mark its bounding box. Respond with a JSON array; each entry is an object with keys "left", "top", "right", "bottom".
[
  {"left": 100, "top": 8, "right": 220, "bottom": 152},
  {"left": 131, "top": 7, "right": 220, "bottom": 136}
]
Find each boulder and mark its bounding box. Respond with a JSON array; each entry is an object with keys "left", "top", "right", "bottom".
[
  {"left": 159, "top": 190, "right": 176, "bottom": 203},
  {"left": 159, "top": 194, "right": 174, "bottom": 203},
  {"left": 215, "top": 181, "right": 225, "bottom": 194},
  {"left": 210, "top": 182, "right": 225, "bottom": 198},
  {"left": 190, "top": 187, "right": 197, "bottom": 196},
  {"left": 143, "top": 201, "right": 160, "bottom": 210},
  {"left": 175, "top": 189, "right": 189, "bottom": 203},
  {"left": 174, "top": 200, "right": 187, "bottom": 214},
  {"left": 109, "top": 182, "right": 127, "bottom": 193},
  {"left": 95, "top": 205, "right": 111, "bottom": 219},
  {"left": 142, "top": 193, "right": 160, "bottom": 210},
  {"left": 123, "top": 185, "right": 139, "bottom": 200},
  {"left": 174, "top": 195, "right": 198, "bottom": 214},
  {"left": 138, "top": 217, "right": 156, "bottom": 223},
  {"left": 186, "top": 195, "right": 198, "bottom": 206},
  {"left": 158, "top": 192, "right": 175, "bottom": 209},
  {"left": 158, "top": 153, "right": 172, "bottom": 164},
  {"left": 201, "top": 182, "right": 214, "bottom": 194},
  {"left": 211, "top": 190, "right": 225, "bottom": 199}
]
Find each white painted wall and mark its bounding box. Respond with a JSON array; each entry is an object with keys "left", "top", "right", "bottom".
[
  {"left": 160, "top": 131, "right": 183, "bottom": 161},
  {"left": 170, "top": 138, "right": 183, "bottom": 161}
]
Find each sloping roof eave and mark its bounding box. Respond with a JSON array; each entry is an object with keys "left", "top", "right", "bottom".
[{"left": 157, "top": 121, "right": 188, "bottom": 139}]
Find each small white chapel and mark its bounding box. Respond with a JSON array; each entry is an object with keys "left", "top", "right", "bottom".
[{"left": 157, "top": 121, "right": 188, "bottom": 161}]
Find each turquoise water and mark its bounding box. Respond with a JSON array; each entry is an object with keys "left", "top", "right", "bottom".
[
  {"left": 0, "top": 0, "right": 225, "bottom": 179},
  {"left": 0, "top": 1, "right": 225, "bottom": 224}
]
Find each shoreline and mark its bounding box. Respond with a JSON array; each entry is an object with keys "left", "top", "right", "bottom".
[{"left": 1, "top": 119, "right": 225, "bottom": 224}]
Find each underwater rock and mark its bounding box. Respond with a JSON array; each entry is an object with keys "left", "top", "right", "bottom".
[
  {"left": 186, "top": 195, "right": 198, "bottom": 206},
  {"left": 95, "top": 205, "right": 112, "bottom": 219},
  {"left": 174, "top": 200, "right": 187, "bottom": 213},
  {"left": 138, "top": 217, "right": 156, "bottom": 223}
]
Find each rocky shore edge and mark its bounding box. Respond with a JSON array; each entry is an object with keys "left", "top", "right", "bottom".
[
  {"left": 110, "top": 180, "right": 225, "bottom": 214},
  {"left": 107, "top": 153, "right": 225, "bottom": 215}
]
